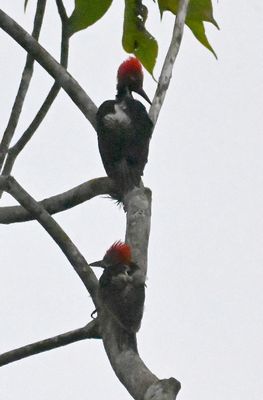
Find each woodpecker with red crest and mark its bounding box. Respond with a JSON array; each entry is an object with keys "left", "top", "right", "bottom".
[
  {"left": 90, "top": 241, "right": 145, "bottom": 333},
  {"left": 96, "top": 57, "right": 153, "bottom": 196}
]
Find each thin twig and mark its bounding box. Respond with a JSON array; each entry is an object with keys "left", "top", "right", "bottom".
[
  {"left": 0, "top": 9, "right": 97, "bottom": 128},
  {"left": 0, "top": 320, "right": 100, "bottom": 367},
  {"left": 149, "top": 0, "right": 190, "bottom": 126},
  {"left": 0, "top": 4, "right": 70, "bottom": 192},
  {"left": 0, "top": 177, "right": 115, "bottom": 225},
  {"left": 0, "top": 176, "right": 99, "bottom": 304},
  {"left": 0, "top": 0, "right": 47, "bottom": 172},
  {"left": 55, "top": 0, "right": 68, "bottom": 24},
  {"left": 0, "top": 84, "right": 65, "bottom": 180}
]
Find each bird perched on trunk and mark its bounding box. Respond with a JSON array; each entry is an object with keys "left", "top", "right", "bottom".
[
  {"left": 90, "top": 241, "right": 145, "bottom": 333},
  {"left": 96, "top": 57, "right": 153, "bottom": 197}
]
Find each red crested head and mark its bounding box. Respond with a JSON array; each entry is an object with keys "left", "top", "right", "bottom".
[
  {"left": 117, "top": 57, "right": 143, "bottom": 87},
  {"left": 104, "top": 241, "right": 132, "bottom": 266},
  {"left": 117, "top": 57, "right": 151, "bottom": 104}
]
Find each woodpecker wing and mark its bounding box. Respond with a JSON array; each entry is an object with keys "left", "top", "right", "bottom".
[
  {"left": 96, "top": 97, "right": 153, "bottom": 194},
  {"left": 123, "top": 98, "right": 153, "bottom": 179},
  {"left": 98, "top": 263, "right": 145, "bottom": 333},
  {"left": 97, "top": 100, "right": 124, "bottom": 179}
]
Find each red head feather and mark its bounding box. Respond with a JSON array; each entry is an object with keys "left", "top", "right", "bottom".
[
  {"left": 104, "top": 241, "right": 132, "bottom": 265},
  {"left": 117, "top": 57, "right": 143, "bottom": 84},
  {"left": 117, "top": 57, "right": 151, "bottom": 104}
]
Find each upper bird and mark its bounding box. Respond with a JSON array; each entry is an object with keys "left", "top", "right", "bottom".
[{"left": 96, "top": 57, "right": 153, "bottom": 197}]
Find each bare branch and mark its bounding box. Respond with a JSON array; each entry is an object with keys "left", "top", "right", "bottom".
[
  {"left": 124, "top": 186, "right": 152, "bottom": 277},
  {"left": 0, "top": 84, "right": 63, "bottom": 180},
  {"left": 55, "top": 0, "right": 69, "bottom": 66},
  {"left": 99, "top": 314, "right": 181, "bottom": 400},
  {"left": 55, "top": 0, "right": 68, "bottom": 24},
  {"left": 0, "top": 9, "right": 97, "bottom": 128},
  {"left": 0, "top": 0, "right": 47, "bottom": 172},
  {"left": 149, "top": 0, "right": 190, "bottom": 126},
  {"left": 0, "top": 320, "right": 100, "bottom": 367},
  {"left": 99, "top": 187, "right": 178, "bottom": 399},
  {"left": 0, "top": 8, "right": 70, "bottom": 191},
  {"left": 0, "top": 177, "right": 115, "bottom": 224},
  {"left": 0, "top": 176, "right": 99, "bottom": 304}
]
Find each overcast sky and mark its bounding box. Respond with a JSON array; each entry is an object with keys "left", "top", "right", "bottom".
[{"left": 1, "top": 1, "right": 263, "bottom": 399}]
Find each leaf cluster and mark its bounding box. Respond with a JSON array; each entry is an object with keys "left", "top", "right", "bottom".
[{"left": 25, "top": 0, "right": 218, "bottom": 73}]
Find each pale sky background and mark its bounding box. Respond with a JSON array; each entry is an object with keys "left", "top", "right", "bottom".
[{"left": 1, "top": 1, "right": 263, "bottom": 399}]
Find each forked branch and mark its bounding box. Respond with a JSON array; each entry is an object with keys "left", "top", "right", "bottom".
[
  {"left": 0, "top": 9, "right": 97, "bottom": 128},
  {"left": 0, "top": 0, "right": 70, "bottom": 187},
  {"left": 0, "top": 176, "right": 98, "bottom": 304},
  {"left": 0, "top": 0, "right": 47, "bottom": 172}
]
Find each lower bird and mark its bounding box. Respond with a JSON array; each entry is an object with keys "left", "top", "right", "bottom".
[{"left": 90, "top": 241, "right": 145, "bottom": 333}]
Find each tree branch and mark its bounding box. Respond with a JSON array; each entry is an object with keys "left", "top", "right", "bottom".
[
  {"left": 0, "top": 3, "right": 70, "bottom": 193},
  {"left": 0, "top": 0, "right": 47, "bottom": 172},
  {"left": 0, "top": 320, "right": 100, "bottom": 367},
  {"left": 0, "top": 177, "right": 115, "bottom": 224},
  {"left": 99, "top": 314, "right": 181, "bottom": 400},
  {"left": 0, "top": 9, "right": 97, "bottom": 129},
  {"left": 55, "top": 0, "right": 68, "bottom": 24},
  {"left": 0, "top": 176, "right": 99, "bottom": 304},
  {"left": 0, "top": 83, "right": 64, "bottom": 179},
  {"left": 124, "top": 186, "right": 152, "bottom": 277},
  {"left": 149, "top": 0, "right": 190, "bottom": 126},
  {"left": 99, "top": 182, "right": 178, "bottom": 400},
  {"left": 99, "top": 188, "right": 180, "bottom": 399}
]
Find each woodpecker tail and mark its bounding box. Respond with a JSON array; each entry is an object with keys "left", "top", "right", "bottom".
[{"left": 116, "top": 159, "right": 141, "bottom": 195}]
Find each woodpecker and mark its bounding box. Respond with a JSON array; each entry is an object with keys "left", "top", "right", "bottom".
[
  {"left": 96, "top": 57, "right": 153, "bottom": 196},
  {"left": 90, "top": 241, "right": 145, "bottom": 333}
]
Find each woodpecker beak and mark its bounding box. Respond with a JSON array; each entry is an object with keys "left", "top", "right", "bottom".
[
  {"left": 89, "top": 260, "right": 106, "bottom": 268},
  {"left": 135, "top": 87, "right": 152, "bottom": 105}
]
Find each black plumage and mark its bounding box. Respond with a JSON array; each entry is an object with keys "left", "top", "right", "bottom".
[
  {"left": 96, "top": 57, "right": 153, "bottom": 196},
  {"left": 97, "top": 95, "right": 152, "bottom": 193},
  {"left": 98, "top": 261, "right": 145, "bottom": 333},
  {"left": 90, "top": 241, "right": 145, "bottom": 334}
]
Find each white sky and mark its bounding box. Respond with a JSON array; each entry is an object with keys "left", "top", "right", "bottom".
[{"left": 1, "top": 1, "right": 263, "bottom": 399}]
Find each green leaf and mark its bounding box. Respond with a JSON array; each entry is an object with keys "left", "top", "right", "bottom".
[
  {"left": 187, "top": 19, "right": 217, "bottom": 58},
  {"left": 24, "top": 0, "right": 29, "bottom": 12},
  {"left": 187, "top": 0, "right": 219, "bottom": 28},
  {"left": 158, "top": 0, "right": 218, "bottom": 27},
  {"left": 68, "top": 0, "right": 113, "bottom": 36},
  {"left": 157, "top": 0, "right": 219, "bottom": 57},
  {"left": 123, "top": 0, "right": 158, "bottom": 75}
]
